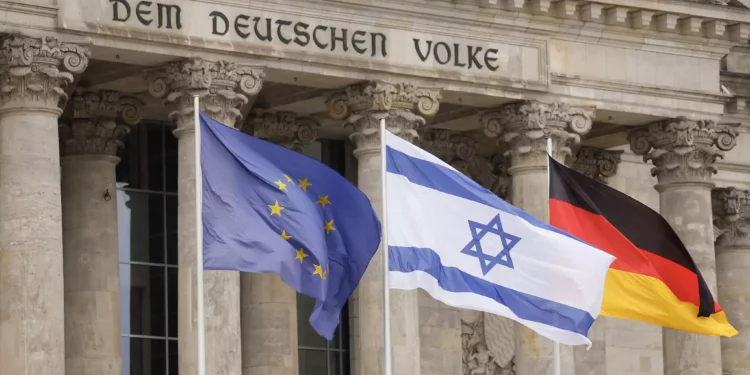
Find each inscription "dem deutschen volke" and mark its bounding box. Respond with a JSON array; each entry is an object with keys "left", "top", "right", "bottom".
[{"left": 109, "top": 0, "right": 505, "bottom": 72}]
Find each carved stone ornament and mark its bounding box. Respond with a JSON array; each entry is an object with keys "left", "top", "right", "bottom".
[
  {"left": 0, "top": 33, "right": 90, "bottom": 110},
  {"left": 712, "top": 187, "right": 750, "bottom": 247},
  {"left": 244, "top": 109, "right": 319, "bottom": 152},
  {"left": 480, "top": 101, "right": 595, "bottom": 168},
  {"left": 462, "top": 312, "right": 516, "bottom": 375},
  {"left": 417, "top": 128, "right": 478, "bottom": 163},
  {"left": 571, "top": 146, "right": 624, "bottom": 184},
  {"left": 326, "top": 81, "right": 442, "bottom": 150},
  {"left": 628, "top": 117, "right": 739, "bottom": 184},
  {"left": 145, "top": 58, "right": 265, "bottom": 130},
  {"left": 60, "top": 89, "right": 143, "bottom": 157}
]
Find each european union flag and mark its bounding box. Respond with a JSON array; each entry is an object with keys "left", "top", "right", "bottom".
[{"left": 199, "top": 112, "right": 381, "bottom": 340}]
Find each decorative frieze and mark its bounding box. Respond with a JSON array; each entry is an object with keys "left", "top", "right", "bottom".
[
  {"left": 0, "top": 34, "right": 90, "bottom": 110},
  {"left": 712, "top": 187, "right": 750, "bottom": 247},
  {"left": 327, "top": 81, "right": 441, "bottom": 150},
  {"left": 462, "top": 311, "right": 516, "bottom": 375},
  {"left": 59, "top": 89, "right": 142, "bottom": 157},
  {"left": 480, "top": 100, "right": 594, "bottom": 168},
  {"left": 244, "top": 109, "right": 319, "bottom": 152},
  {"left": 627, "top": 117, "right": 738, "bottom": 184},
  {"left": 145, "top": 58, "right": 265, "bottom": 130},
  {"left": 571, "top": 146, "right": 624, "bottom": 184}
]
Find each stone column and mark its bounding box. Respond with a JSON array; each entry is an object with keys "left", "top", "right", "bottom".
[
  {"left": 146, "top": 58, "right": 265, "bottom": 375},
  {"left": 481, "top": 101, "right": 595, "bottom": 375},
  {"left": 239, "top": 109, "right": 319, "bottom": 375},
  {"left": 60, "top": 89, "right": 142, "bottom": 375},
  {"left": 628, "top": 117, "right": 739, "bottom": 375},
  {"left": 712, "top": 187, "right": 750, "bottom": 375},
  {"left": 0, "top": 34, "right": 89, "bottom": 375},
  {"left": 327, "top": 81, "right": 442, "bottom": 375}
]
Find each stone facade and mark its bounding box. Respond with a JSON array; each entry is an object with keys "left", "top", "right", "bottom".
[{"left": 2, "top": 0, "right": 750, "bottom": 374}]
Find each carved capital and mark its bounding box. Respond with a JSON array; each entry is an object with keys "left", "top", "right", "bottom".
[
  {"left": 0, "top": 34, "right": 90, "bottom": 111},
  {"left": 244, "top": 109, "right": 319, "bottom": 152},
  {"left": 571, "top": 146, "right": 624, "bottom": 184},
  {"left": 60, "top": 90, "right": 142, "bottom": 157},
  {"left": 481, "top": 101, "right": 595, "bottom": 169},
  {"left": 326, "top": 81, "right": 442, "bottom": 151},
  {"left": 628, "top": 117, "right": 738, "bottom": 184},
  {"left": 712, "top": 187, "right": 750, "bottom": 247},
  {"left": 417, "top": 128, "right": 478, "bottom": 163},
  {"left": 145, "top": 58, "right": 265, "bottom": 131},
  {"left": 458, "top": 155, "right": 511, "bottom": 200}
]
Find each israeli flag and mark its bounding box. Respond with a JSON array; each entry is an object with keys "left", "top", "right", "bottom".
[{"left": 384, "top": 130, "right": 615, "bottom": 346}]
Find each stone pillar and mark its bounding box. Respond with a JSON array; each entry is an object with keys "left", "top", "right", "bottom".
[
  {"left": 0, "top": 34, "right": 89, "bottom": 375},
  {"left": 481, "top": 101, "right": 595, "bottom": 375},
  {"left": 327, "top": 81, "right": 441, "bottom": 375},
  {"left": 146, "top": 58, "right": 265, "bottom": 375},
  {"left": 628, "top": 117, "right": 739, "bottom": 375},
  {"left": 239, "top": 109, "right": 319, "bottom": 375},
  {"left": 60, "top": 89, "right": 142, "bottom": 375},
  {"left": 571, "top": 146, "right": 624, "bottom": 184},
  {"left": 712, "top": 187, "right": 750, "bottom": 375}
]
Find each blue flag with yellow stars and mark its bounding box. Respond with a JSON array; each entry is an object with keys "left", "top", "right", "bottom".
[{"left": 199, "top": 112, "right": 381, "bottom": 340}]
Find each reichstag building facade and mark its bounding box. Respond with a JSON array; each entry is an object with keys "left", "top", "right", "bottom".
[{"left": 1, "top": 0, "right": 750, "bottom": 374}]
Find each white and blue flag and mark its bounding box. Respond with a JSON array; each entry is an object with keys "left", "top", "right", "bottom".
[{"left": 384, "top": 130, "right": 616, "bottom": 346}]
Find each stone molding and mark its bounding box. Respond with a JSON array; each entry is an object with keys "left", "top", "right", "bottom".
[
  {"left": 244, "top": 109, "right": 319, "bottom": 152},
  {"left": 627, "top": 117, "right": 739, "bottom": 185},
  {"left": 145, "top": 58, "right": 265, "bottom": 131},
  {"left": 326, "top": 81, "right": 442, "bottom": 150},
  {"left": 0, "top": 33, "right": 90, "bottom": 111},
  {"left": 480, "top": 100, "right": 595, "bottom": 168},
  {"left": 60, "top": 89, "right": 143, "bottom": 157},
  {"left": 571, "top": 146, "right": 624, "bottom": 184},
  {"left": 712, "top": 187, "right": 750, "bottom": 247}
]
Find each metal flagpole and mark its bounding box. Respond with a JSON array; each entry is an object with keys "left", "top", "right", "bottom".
[
  {"left": 380, "top": 118, "right": 393, "bottom": 375},
  {"left": 546, "top": 135, "right": 562, "bottom": 375},
  {"left": 194, "top": 95, "right": 207, "bottom": 375}
]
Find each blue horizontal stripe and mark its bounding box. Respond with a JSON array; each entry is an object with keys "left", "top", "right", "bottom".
[
  {"left": 385, "top": 146, "right": 591, "bottom": 247},
  {"left": 389, "top": 246, "right": 594, "bottom": 336}
]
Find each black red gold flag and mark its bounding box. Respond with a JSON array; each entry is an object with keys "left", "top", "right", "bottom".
[{"left": 547, "top": 155, "right": 737, "bottom": 337}]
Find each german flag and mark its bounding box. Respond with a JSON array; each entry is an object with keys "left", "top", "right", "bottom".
[{"left": 548, "top": 155, "right": 737, "bottom": 336}]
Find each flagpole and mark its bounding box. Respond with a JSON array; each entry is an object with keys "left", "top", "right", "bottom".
[
  {"left": 194, "top": 95, "right": 207, "bottom": 375},
  {"left": 546, "top": 135, "right": 561, "bottom": 375},
  {"left": 380, "top": 118, "right": 392, "bottom": 375}
]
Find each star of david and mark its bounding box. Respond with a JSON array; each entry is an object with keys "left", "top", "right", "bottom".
[{"left": 460, "top": 214, "right": 521, "bottom": 275}]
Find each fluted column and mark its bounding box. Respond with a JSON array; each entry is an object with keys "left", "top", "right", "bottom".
[
  {"left": 571, "top": 146, "right": 624, "bottom": 185},
  {"left": 0, "top": 34, "right": 89, "bottom": 375},
  {"left": 628, "top": 118, "right": 738, "bottom": 375},
  {"left": 146, "top": 58, "right": 265, "bottom": 375},
  {"left": 60, "top": 89, "right": 142, "bottom": 375},
  {"left": 712, "top": 187, "right": 750, "bottom": 375},
  {"left": 327, "top": 81, "right": 441, "bottom": 375},
  {"left": 481, "top": 101, "right": 595, "bottom": 375},
  {"left": 239, "top": 109, "right": 319, "bottom": 375}
]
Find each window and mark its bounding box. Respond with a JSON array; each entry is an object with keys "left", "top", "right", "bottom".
[
  {"left": 297, "top": 140, "right": 351, "bottom": 375},
  {"left": 116, "top": 121, "right": 178, "bottom": 375}
]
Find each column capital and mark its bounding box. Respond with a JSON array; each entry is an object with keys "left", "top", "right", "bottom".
[
  {"left": 0, "top": 33, "right": 90, "bottom": 112},
  {"left": 145, "top": 58, "right": 265, "bottom": 132},
  {"left": 628, "top": 117, "right": 738, "bottom": 185},
  {"left": 457, "top": 154, "right": 511, "bottom": 200},
  {"left": 244, "top": 109, "right": 319, "bottom": 152},
  {"left": 416, "top": 128, "right": 478, "bottom": 163},
  {"left": 60, "top": 89, "right": 142, "bottom": 157},
  {"left": 480, "top": 101, "right": 595, "bottom": 169},
  {"left": 712, "top": 187, "right": 750, "bottom": 247},
  {"left": 326, "top": 81, "right": 442, "bottom": 151},
  {"left": 571, "top": 146, "right": 624, "bottom": 184}
]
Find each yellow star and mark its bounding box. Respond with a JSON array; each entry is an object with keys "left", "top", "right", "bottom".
[
  {"left": 298, "top": 178, "right": 312, "bottom": 192},
  {"left": 280, "top": 230, "right": 292, "bottom": 240},
  {"left": 316, "top": 195, "right": 331, "bottom": 208},
  {"left": 313, "top": 264, "right": 326, "bottom": 279},
  {"left": 268, "top": 201, "right": 284, "bottom": 216},
  {"left": 324, "top": 220, "right": 336, "bottom": 234},
  {"left": 284, "top": 174, "right": 295, "bottom": 185},
  {"left": 274, "top": 180, "right": 288, "bottom": 191},
  {"left": 295, "top": 248, "right": 308, "bottom": 263}
]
